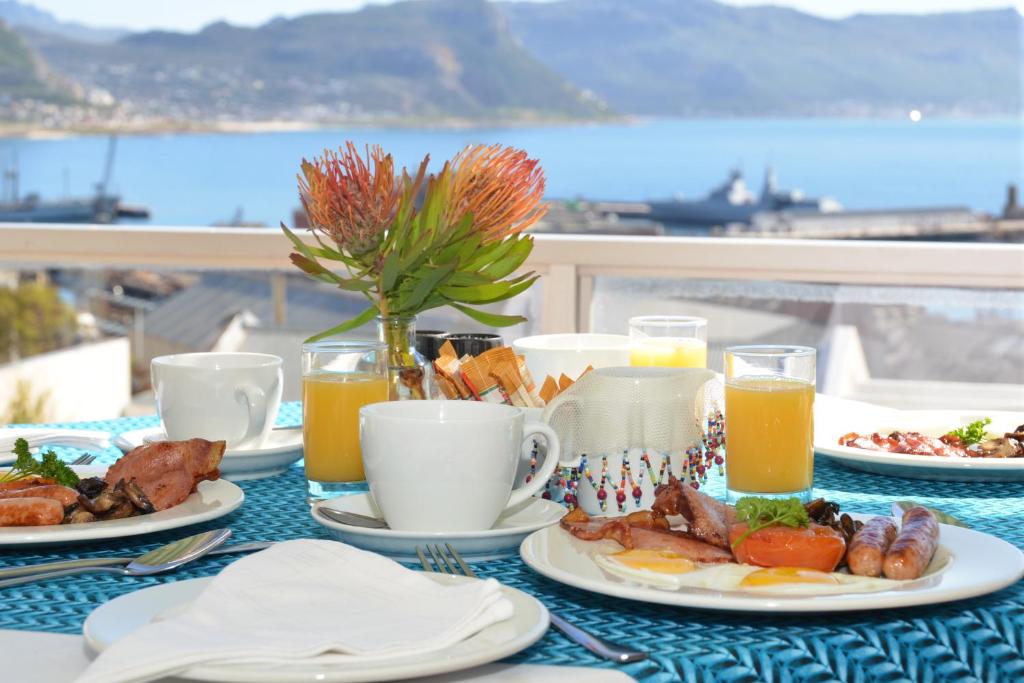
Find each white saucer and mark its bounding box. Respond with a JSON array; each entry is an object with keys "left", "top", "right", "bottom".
[
  {"left": 84, "top": 575, "right": 549, "bottom": 683},
  {"left": 115, "top": 427, "right": 303, "bottom": 481},
  {"left": 312, "top": 494, "right": 566, "bottom": 562}
]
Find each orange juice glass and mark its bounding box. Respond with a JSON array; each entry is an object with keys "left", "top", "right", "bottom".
[
  {"left": 629, "top": 316, "right": 708, "bottom": 368},
  {"left": 302, "top": 340, "right": 388, "bottom": 502},
  {"left": 724, "top": 345, "right": 816, "bottom": 503}
]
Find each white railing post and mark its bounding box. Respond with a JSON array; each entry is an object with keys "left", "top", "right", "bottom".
[{"left": 541, "top": 264, "right": 579, "bottom": 334}]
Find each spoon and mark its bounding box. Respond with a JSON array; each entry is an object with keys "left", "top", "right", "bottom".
[
  {"left": 0, "top": 528, "right": 232, "bottom": 589},
  {"left": 317, "top": 507, "right": 389, "bottom": 529}
]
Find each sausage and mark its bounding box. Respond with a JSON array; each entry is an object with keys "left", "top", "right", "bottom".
[
  {"left": 882, "top": 506, "right": 939, "bottom": 580},
  {"left": 847, "top": 516, "right": 898, "bottom": 576},
  {"left": 0, "top": 485, "right": 78, "bottom": 508},
  {"left": 0, "top": 477, "right": 55, "bottom": 493},
  {"left": 0, "top": 498, "right": 64, "bottom": 526}
]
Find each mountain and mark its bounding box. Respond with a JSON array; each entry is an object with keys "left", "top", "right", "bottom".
[
  {"left": 500, "top": 0, "right": 1023, "bottom": 116},
  {"left": 0, "top": 18, "right": 65, "bottom": 99},
  {"left": 25, "top": 0, "right": 607, "bottom": 122},
  {"left": 0, "top": 1, "right": 125, "bottom": 43}
]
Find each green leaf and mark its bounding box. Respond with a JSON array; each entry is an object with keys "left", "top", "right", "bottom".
[
  {"left": 731, "top": 497, "right": 809, "bottom": 549},
  {"left": 440, "top": 274, "right": 538, "bottom": 305},
  {"left": 479, "top": 237, "right": 534, "bottom": 280},
  {"left": 450, "top": 303, "right": 527, "bottom": 328},
  {"left": 304, "top": 306, "right": 379, "bottom": 343},
  {"left": 403, "top": 263, "right": 456, "bottom": 312},
  {"left": 381, "top": 252, "right": 401, "bottom": 292}
]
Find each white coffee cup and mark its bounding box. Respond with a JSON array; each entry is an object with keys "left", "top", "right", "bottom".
[
  {"left": 152, "top": 352, "right": 284, "bottom": 450},
  {"left": 360, "top": 401, "right": 565, "bottom": 532}
]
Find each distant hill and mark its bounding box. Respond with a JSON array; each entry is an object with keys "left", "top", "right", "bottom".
[
  {"left": 0, "top": 19, "right": 65, "bottom": 99},
  {"left": 0, "top": 1, "right": 125, "bottom": 43},
  {"left": 26, "top": 0, "right": 607, "bottom": 122},
  {"left": 500, "top": 0, "right": 1023, "bottom": 116}
]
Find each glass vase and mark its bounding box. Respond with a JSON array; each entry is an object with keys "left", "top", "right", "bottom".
[{"left": 376, "top": 315, "right": 437, "bottom": 400}]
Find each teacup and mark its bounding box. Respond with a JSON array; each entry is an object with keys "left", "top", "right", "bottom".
[
  {"left": 152, "top": 352, "right": 284, "bottom": 450},
  {"left": 359, "top": 401, "right": 565, "bottom": 532}
]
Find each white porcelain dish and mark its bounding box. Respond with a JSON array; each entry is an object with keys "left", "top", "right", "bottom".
[
  {"left": 83, "top": 574, "right": 549, "bottom": 683},
  {"left": 0, "top": 466, "right": 244, "bottom": 547},
  {"left": 815, "top": 394, "right": 1024, "bottom": 482},
  {"left": 520, "top": 512, "right": 1024, "bottom": 613},
  {"left": 312, "top": 493, "right": 565, "bottom": 562},
  {"left": 116, "top": 427, "right": 303, "bottom": 481}
]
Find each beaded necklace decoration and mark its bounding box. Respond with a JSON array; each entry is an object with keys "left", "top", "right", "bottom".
[{"left": 558, "top": 407, "right": 726, "bottom": 511}]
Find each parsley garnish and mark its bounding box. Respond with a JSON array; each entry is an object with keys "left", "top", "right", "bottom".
[
  {"left": 0, "top": 438, "right": 80, "bottom": 487},
  {"left": 946, "top": 418, "right": 992, "bottom": 446},
  {"left": 731, "top": 496, "right": 809, "bottom": 549}
]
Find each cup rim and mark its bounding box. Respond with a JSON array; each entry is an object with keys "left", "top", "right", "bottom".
[
  {"left": 511, "top": 333, "right": 631, "bottom": 350},
  {"left": 628, "top": 315, "right": 707, "bottom": 327},
  {"left": 152, "top": 352, "right": 283, "bottom": 368},
  {"left": 724, "top": 344, "right": 817, "bottom": 358},
  {"left": 301, "top": 340, "right": 387, "bottom": 353},
  {"left": 360, "top": 399, "right": 524, "bottom": 423}
]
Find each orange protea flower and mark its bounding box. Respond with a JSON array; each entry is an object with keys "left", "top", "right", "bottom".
[
  {"left": 446, "top": 144, "right": 548, "bottom": 241},
  {"left": 299, "top": 143, "right": 399, "bottom": 256}
]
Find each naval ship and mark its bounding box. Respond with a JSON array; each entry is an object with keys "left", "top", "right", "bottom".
[{"left": 611, "top": 167, "right": 842, "bottom": 226}]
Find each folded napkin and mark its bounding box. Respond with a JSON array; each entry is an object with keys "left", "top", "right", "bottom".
[{"left": 76, "top": 539, "right": 514, "bottom": 683}]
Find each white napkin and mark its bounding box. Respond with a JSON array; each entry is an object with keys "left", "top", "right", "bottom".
[{"left": 76, "top": 539, "right": 515, "bottom": 683}]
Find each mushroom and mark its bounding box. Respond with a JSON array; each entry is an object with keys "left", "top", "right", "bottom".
[
  {"left": 119, "top": 479, "right": 155, "bottom": 514},
  {"left": 65, "top": 506, "right": 97, "bottom": 524},
  {"left": 75, "top": 477, "right": 107, "bottom": 499},
  {"left": 78, "top": 488, "right": 128, "bottom": 515}
]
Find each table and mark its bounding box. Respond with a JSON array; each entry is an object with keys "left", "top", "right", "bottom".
[{"left": 2, "top": 404, "right": 1023, "bottom": 682}]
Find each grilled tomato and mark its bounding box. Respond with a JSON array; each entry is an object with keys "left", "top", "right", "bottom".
[{"left": 729, "top": 522, "right": 847, "bottom": 572}]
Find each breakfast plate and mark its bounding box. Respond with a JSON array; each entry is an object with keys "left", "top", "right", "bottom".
[
  {"left": 814, "top": 394, "right": 1024, "bottom": 482},
  {"left": 312, "top": 493, "right": 565, "bottom": 562},
  {"left": 0, "top": 466, "right": 244, "bottom": 547},
  {"left": 519, "top": 513, "right": 1024, "bottom": 613},
  {"left": 114, "top": 427, "right": 303, "bottom": 481},
  {"left": 83, "top": 574, "right": 549, "bottom": 683}
]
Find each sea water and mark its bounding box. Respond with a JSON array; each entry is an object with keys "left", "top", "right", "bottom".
[{"left": 1, "top": 117, "right": 1020, "bottom": 227}]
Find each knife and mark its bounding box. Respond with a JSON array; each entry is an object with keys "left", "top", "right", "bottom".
[{"left": 0, "top": 540, "right": 275, "bottom": 580}]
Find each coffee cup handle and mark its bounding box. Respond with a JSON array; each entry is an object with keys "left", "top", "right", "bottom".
[
  {"left": 506, "top": 422, "right": 561, "bottom": 509},
  {"left": 234, "top": 383, "right": 268, "bottom": 448}
]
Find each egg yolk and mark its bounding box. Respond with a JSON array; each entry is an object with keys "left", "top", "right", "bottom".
[
  {"left": 739, "top": 567, "right": 841, "bottom": 587},
  {"left": 610, "top": 549, "right": 696, "bottom": 574}
]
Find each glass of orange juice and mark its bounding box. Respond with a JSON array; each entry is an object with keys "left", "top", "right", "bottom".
[
  {"left": 629, "top": 316, "right": 708, "bottom": 368},
  {"left": 302, "top": 340, "right": 388, "bottom": 502},
  {"left": 724, "top": 345, "right": 815, "bottom": 503}
]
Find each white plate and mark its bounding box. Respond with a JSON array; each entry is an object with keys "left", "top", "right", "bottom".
[
  {"left": 520, "top": 512, "right": 1024, "bottom": 613},
  {"left": 312, "top": 494, "right": 566, "bottom": 562},
  {"left": 815, "top": 395, "right": 1024, "bottom": 481},
  {"left": 83, "top": 574, "right": 549, "bottom": 683},
  {"left": 0, "top": 466, "right": 244, "bottom": 547},
  {"left": 116, "top": 427, "right": 303, "bottom": 481}
]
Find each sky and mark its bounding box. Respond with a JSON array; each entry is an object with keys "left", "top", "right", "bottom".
[{"left": 26, "top": 0, "right": 1024, "bottom": 33}]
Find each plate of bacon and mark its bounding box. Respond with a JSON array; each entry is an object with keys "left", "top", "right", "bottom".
[
  {"left": 0, "top": 438, "right": 244, "bottom": 546},
  {"left": 519, "top": 476, "right": 1024, "bottom": 612},
  {"left": 814, "top": 395, "right": 1024, "bottom": 482}
]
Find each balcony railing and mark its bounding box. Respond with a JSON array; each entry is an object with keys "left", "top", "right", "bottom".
[{"left": 3, "top": 223, "right": 1023, "bottom": 335}]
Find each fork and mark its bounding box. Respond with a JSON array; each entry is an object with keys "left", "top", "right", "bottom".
[
  {"left": 70, "top": 454, "right": 97, "bottom": 466},
  {"left": 417, "top": 543, "right": 647, "bottom": 664}
]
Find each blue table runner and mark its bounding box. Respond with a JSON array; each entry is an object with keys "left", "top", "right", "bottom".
[{"left": 2, "top": 403, "right": 1022, "bottom": 682}]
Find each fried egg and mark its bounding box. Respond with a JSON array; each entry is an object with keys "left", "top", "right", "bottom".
[{"left": 594, "top": 549, "right": 899, "bottom": 595}]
